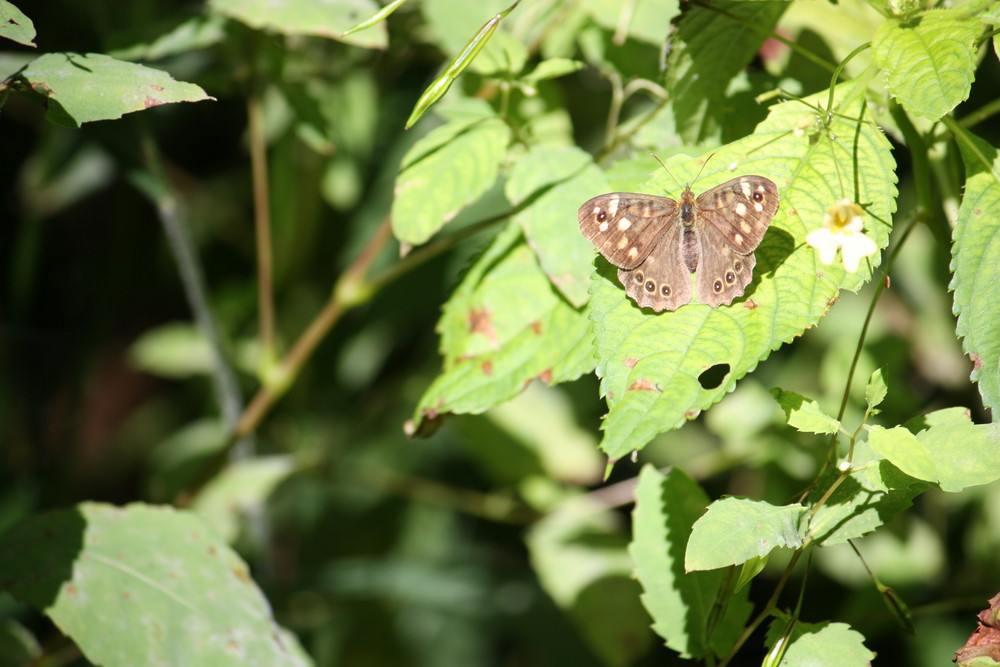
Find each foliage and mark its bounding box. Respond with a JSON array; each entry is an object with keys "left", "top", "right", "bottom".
[{"left": 1, "top": 0, "right": 999, "bottom": 665}]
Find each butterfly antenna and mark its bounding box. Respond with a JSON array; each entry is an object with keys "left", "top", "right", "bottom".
[
  {"left": 649, "top": 153, "right": 682, "bottom": 190},
  {"left": 650, "top": 152, "right": 716, "bottom": 190}
]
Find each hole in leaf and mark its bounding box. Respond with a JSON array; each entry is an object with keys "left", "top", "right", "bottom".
[{"left": 699, "top": 364, "right": 730, "bottom": 389}]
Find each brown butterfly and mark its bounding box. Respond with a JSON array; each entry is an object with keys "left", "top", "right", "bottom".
[{"left": 578, "top": 175, "right": 779, "bottom": 311}]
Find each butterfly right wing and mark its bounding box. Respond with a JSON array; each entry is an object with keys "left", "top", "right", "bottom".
[
  {"left": 578, "top": 193, "right": 678, "bottom": 270},
  {"left": 618, "top": 221, "right": 692, "bottom": 311}
]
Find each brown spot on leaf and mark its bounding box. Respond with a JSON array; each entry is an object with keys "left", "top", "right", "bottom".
[
  {"left": 624, "top": 358, "right": 638, "bottom": 368},
  {"left": 468, "top": 307, "right": 498, "bottom": 346},
  {"left": 685, "top": 409, "right": 700, "bottom": 419},
  {"left": 481, "top": 360, "right": 493, "bottom": 375},
  {"left": 232, "top": 564, "right": 251, "bottom": 584},
  {"left": 743, "top": 299, "right": 758, "bottom": 309},
  {"left": 974, "top": 208, "right": 983, "bottom": 216},
  {"left": 971, "top": 353, "right": 983, "bottom": 371},
  {"left": 628, "top": 379, "right": 659, "bottom": 392},
  {"left": 539, "top": 369, "right": 552, "bottom": 383},
  {"left": 66, "top": 584, "right": 78, "bottom": 596},
  {"left": 531, "top": 321, "right": 542, "bottom": 335}
]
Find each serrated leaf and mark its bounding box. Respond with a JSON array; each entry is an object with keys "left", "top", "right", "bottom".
[
  {"left": 392, "top": 115, "right": 510, "bottom": 244},
  {"left": 950, "top": 128, "right": 1000, "bottom": 413},
  {"left": 630, "top": 466, "right": 751, "bottom": 658},
  {"left": 209, "top": 0, "right": 386, "bottom": 49},
  {"left": 872, "top": 9, "right": 979, "bottom": 121},
  {"left": 806, "top": 456, "right": 923, "bottom": 546},
  {"left": 869, "top": 423, "right": 1000, "bottom": 492},
  {"left": 588, "top": 87, "right": 896, "bottom": 460},
  {"left": 507, "top": 145, "right": 607, "bottom": 306},
  {"left": 410, "top": 225, "right": 593, "bottom": 429},
  {"left": 0, "top": 503, "right": 311, "bottom": 667},
  {"left": 664, "top": 1, "right": 787, "bottom": 143},
  {"left": 764, "top": 618, "right": 875, "bottom": 667},
  {"left": 770, "top": 388, "right": 841, "bottom": 434},
  {"left": 686, "top": 498, "right": 807, "bottom": 571},
  {"left": 18, "top": 53, "right": 211, "bottom": 128},
  {"left": 865, "top": 367, "right": 888, "bottom": 411},
  {"left": 0, "top": 0, "right": 36, "bottom": 46}
]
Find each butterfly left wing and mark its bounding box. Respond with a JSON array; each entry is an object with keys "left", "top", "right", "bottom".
[{"left": 578, "top": 193, "right": 678, "bottom": 270}]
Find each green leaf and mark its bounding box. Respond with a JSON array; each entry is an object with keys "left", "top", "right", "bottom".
[
  {"left": 527, "top": 495, "right": 652, "bottom": 666},
  {"left": 109, "top": 15, "right": 227, "bottom": 61},
  {"left": 664, "top": 1, "right": 787, "bottom": 143},
  {"left": 0, "top": 503, "right": 311, "bottom": 666},
  {"left": 871, "top": 9, "right": 980, "bottom": 121},
  {"left": 686, "top": 498, "right": 807, "bottom": 571},
  {"left": 589, "top": 87, "right": 896, "bottom": 460},
  {"left": 950, "top": 128, "right": 1000, "bottom": 413},
  {"left": 583, "top": 0, "right": 681, "bottom": 46},
  {"left": 630, "top": 466, "right": 751, "bottom": 658},
  {"left": 506, "top": 145, "right": 607, "bottom": 307},
  {"left": 869, "top": 423, "right": 1000, "bottom": 492},
  {"left": 0, "top": 0, "right": 36, "bottom": 47},
  {"left": 18, "top": 53, "right": 212, "bottom": 128},
  {"left": 806, "top": 452, "right": 924, "bottom": 546},
  {"left": 209, "top": 0, "right": 386, "bottom": 49},
  {"left": 410, "top": 224, "right": 593, "bottom": 430},
  {"left": 764, "top": 618, "right": 875, "bottom": 667},
  {"left": 770, "top": 388, "right": 841, "bottom": 434},
  {"left": 404, "top": 1, "right": 521, "bottom": 127},
  {"left": 391, "top": 115, "right": 510, "bottom": 245},
  {"left": 867, "top": 426, "right": 938, "bottom": 483},
  {"left": 191, "top": 457, "right": 298, "bottom": 543},
  {"left": 129, "top": 322, "right": 213, "bottom": 378},
  {"left": 341, "top": 0, "right": 411, "bottom": 37},
  {"left": 520, "top": 58, "right": 585, "bottom": 87},
  {"left": 421, "top": 0, "right": 513, "bottom": 56},
  {"left": 865, "top": 367, "right": 888, "bottom": 411}
]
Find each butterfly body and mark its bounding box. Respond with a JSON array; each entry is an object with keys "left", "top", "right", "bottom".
[{"left": 578, "top": 176, "right": 779, "bottom": 312}]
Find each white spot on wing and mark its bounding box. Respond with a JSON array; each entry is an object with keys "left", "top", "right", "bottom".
[
  {"left": 599, "top": 221, "right": 609, "bottom": 232},
  {"left": 735, "top": 202, "right": 747, "bottom": 216},
  {"left": 740, "top": 182, "right": 752, "bottom": 198},
  {"left": 607, "top": 197, "right": 619, "bottom": 217},
  {"left": 618, "top": 217, "right": 632, "bottom": 231}
]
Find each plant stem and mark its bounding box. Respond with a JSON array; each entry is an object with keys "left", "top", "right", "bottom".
[{"left": 247, "top": 62, "right": 276, "bottom": 362}]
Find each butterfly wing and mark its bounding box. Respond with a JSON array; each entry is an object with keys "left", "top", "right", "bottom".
[
  {"left": 578, "top": 193, "right": 678, "bottom": 270},
  {"left": 694, "top": 176, "right": 779, "bottom": 254},
  {"left": 693, "top": 176, "right": 779, "bottom": 307},
  {"left": 618, "top": 221, "right": 691, "bottom": 311},
  {"left": 693, "top": 225, "right": 758, "bottom": 307}
]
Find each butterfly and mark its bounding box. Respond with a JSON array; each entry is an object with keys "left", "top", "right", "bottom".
[{"left": 578, "top": 175, "right": 780, "bottom": 312}]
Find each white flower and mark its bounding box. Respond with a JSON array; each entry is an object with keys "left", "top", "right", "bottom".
[{"left": 805, "top": 199, "right": 878, "bottom": 273}]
